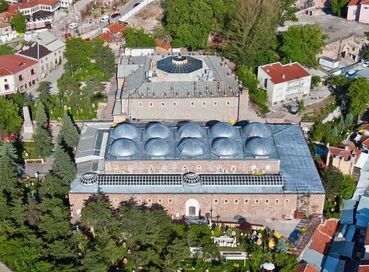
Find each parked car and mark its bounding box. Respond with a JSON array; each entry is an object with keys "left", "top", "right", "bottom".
[
  {"left": 100, "top": 15, "right": 109, "bottom": 23},
  {"left": 110, "top": 13, "right": 120, "bottom": 19},
  {"left": 346, "top": 69, "right": 357, "bottom": 77},
  {"left": 68, "top": 22, "right": 78, "bottom": 30},
  {"left": 362, "top": 60, "right": 369, "bottom": 67}
]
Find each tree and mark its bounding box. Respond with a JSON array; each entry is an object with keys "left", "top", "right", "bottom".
[
  {"left": 39, "top": 174, "right": 70, "bottom": 198},
  {"left": 0, "top": 98, "right": 22, "bottom": 137},
  {"left": 322, "top": 166, "right": 356, "bottom": 200},
  {"left": 36, "top": 82, "right": 51, "bottom": 110},
  {"left": 10, "top": 12, "right": 26, "bottom": 34},
  {"left": 0, "top": 155, "right": 19, "bottom": 199},
  {"left": 51, "top": 143, "right": 76, "bottom": 183},
  {"left": 34, "top": 102, "right": 48, "bottom": 128},
  {"left": 0, "top": 44, "right": 14, "bottom": 55},
  {"left": 280, "top": 24, "right": 327, "bottom": 68},
  {"left": 58, "top": 114, "right": 79, "bottom": 150},
  {"left": 348, "top": 77, "right": 369, "bottom": 118},
  {"left": 225, "top": 0, "right": 279, "bottom": 68},
  {"left": 124, "top": 28, "right": 156, "bottom": 48},
  {"left": 33, "top": 126, "right": 53, "bottom": 158},
  {"left": 65, "top": 38, "right": 94, "bottom": 73},
  {"left": 279, "top": 0, "right": 297, "bottom": 24},
  {"left": 163, "top": 0, "right": 219, "bottom": 49},
  {"left": 330, "top": 0, "right": 349, "bottom": 17},
  {"left": 0, "top": 0, "right": 8, "bottom": 13},
  {"left": 0, "top": 142, "right": 21, "bottom": 174},
  {"left": 91, "top": 40, "right": 115, "bottom": 80},
  {"left": 311, "top": 75, "right": 321, "bottom": 88}
]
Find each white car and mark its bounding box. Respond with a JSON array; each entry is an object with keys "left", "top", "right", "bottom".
[
  {"left": 363, "top": 60, "right": 369, "bottom": 67},
  {"left": 68, "top": 22, "right": 78, "bottom": 30},
  {"left": 100, "top": 15, "right": 109, "bottom": 23}
]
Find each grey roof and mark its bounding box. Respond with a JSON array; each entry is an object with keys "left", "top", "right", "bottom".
[
  {"left": 177, "top": 122, "right": 206, "bottom": 139},
  {"left": 109, "top": 138, "right": 139, "bottom": 158},
  {"left": 111, "top": 122, "right": 140, "bottom": 140},
  {"left": 210, "top": 122, "right": 238, "bottom": 138},
  {"left": 157, "top": 55, "right": 203, "bottom": 73},
  {"left": 301, "top": 248, "right": 325, "bottom": 271},
  {"left": 17, "top": 43, "right": 51, "bottom": 60},
  {"left": 117, "top": 54, "right": 240, "bottom": 100},
  {"left": 71, "top": 122, "right": 325, "bottom": 194},
  {"left": 211, "top": 137, "right": 239, "bottom": 157},
  {"left": 242, "top": 122, "right": 272, "bottom": 138},
  {"left": 144, "top": 123, "right": 172, "bottom": 139},
  {"left": 246, "top": 137, "right": 276, "bottom": 156}
]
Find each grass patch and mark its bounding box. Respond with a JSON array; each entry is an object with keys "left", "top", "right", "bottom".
[{"left": 22, "top": 142, "right": 40, "bottom": 159}]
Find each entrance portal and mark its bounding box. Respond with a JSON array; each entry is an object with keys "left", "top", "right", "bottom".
[{"left": 185, "top": 199, "right": 200, "bottom": 216}]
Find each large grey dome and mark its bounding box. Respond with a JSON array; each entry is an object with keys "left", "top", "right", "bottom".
[
  {"left": 177, "top": 123, "right": 205, "bottom": 139},
  {"left": 112, "top": 123, "right": 140, "bottom": 139},
  {"left": 246, "top": 137, "right": 276, "bottom": 156},
  {"left": 144, "top": 138, "right": 171, "bottom": 157},
  {"left": 178, "top": 138, "right": 205, "bottom": 157},
  {"left": 145, "top": 123, "right": 171, "bottom": 139},
  {"left": 110, "top": 138, "right": 139, "bottom": 157},
  {"left": 242, "top": 122, "right": 272, "bottom": 138},
  {"left": 210, "top": 122, "right": 236, "bottom": 138},
  {"left": 211, "top": 137, "right": 238, "bottom": 157}
]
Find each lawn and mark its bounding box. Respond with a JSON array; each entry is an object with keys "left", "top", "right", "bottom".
[{"left": 22, "top": 142, "right": 40, "bottom": 159}]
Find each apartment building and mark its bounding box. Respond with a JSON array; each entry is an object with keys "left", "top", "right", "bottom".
[{"left": 257, "top": 62, "right": 311, "bottom": 106}]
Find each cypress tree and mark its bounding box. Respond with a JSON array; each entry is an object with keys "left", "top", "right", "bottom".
[
  {"left": 34, "top": 102, "right": 48, "bottom": 128},
  {"left": 59, "top": 114, "right": 79, "bottom": 150},
  {"left": 51, "top": 144, "right": 76, "bottom": 183},
  {"left": 33, "top": 126, "right": 53, "bottom": 158}
]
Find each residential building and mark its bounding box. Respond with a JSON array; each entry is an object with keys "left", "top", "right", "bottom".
[
  {"left": 17, "top": 43, "right": 60, "bottom": 77},
  {"left": 257, "top": 62, "right": 312, "bottom": 106},
  {"left": 28, "top": 31, "right": 65, "bottom": 58},
  {"left": 15, "top": 0, "right": 60, "bottom": 19},
  {"left": 295, "top": 0, "right": 327, "bottom": 11},
  {"left": 327, "top": 142, "right": 360, "bottom": 175},
  {"left": 347, "top": 0, "right": 369, "bottom": 24},
  {"left": 114, "top": 54, "right": 250, "bottom": 122},
  {"left": 96, "top": 23, "right": 125, "bottom": 49},
  {"left": 0, "top": 54, "right": 40, "bottom": 95},
  {"left": 0, "top": 21, "right": 17, "bottom": 43},
  {"left": 69, "top": 121, "right": 325, "bottom": 223}
]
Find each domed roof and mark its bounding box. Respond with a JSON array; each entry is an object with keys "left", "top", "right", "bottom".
[
  {"left": 144, "top": 138, "right": 171, "bottom": 157},
  {"left": 242, "top": 122, "right": 272, "bottom": 138},
  {"left": 178, "top": 138, "right": 205, "bottom": 157},
  {"left": 112, "top": 123, "right": 140, "bottom": 139},
  {"left": 177, "top": 122, "right": 205, "bottom": 139},
  {"left": 145, "top": 123, "right": 171, "bottom": 139},
  {"left": 245, "top": 137, "right": 276, "bottom": 156},
  {"left": 210, "top": 122, "right": 236, "bottom": 138},
  {"left": 211, "top": 137, "right": 238, "bottom": 157},
  {"left": 110, "top": 138, "right": 139, "bottom": 157}
]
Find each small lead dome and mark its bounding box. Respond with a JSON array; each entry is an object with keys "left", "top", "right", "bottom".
[
  {"left": 112, "top": 123, "right": 139, "bottom": 139},
  {"left": 246, "top": 137, "right": 276, "bottom": 156},
  {"left": 144, "top": 138, "right": 171, "bottom": 157},
  {"left": 178, "top": 138, "right": 204, "bottom": 157},
  {"left": 210, "top": 122, "right": 236, "bottom": 138},
  {"left": 211, "top": 138, "right": 238, "bottom": 157},
  {"left": 145, "top": 123, "right": 171, "bottom": 139},
  {"left": 242, "top": 122, "right": 272, "bottom": 138},
  {"left": 177, "top": 123, "right": 205, "bottom": 139},
  {"left": 110, "top": 138, "right": 139, "bottom": 157}
]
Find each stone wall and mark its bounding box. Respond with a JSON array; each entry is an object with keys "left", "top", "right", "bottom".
[{"left": 69, "top": 192, "right": 325, "bottom": 222}]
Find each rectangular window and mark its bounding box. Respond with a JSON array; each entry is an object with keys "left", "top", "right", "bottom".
[
  {"left": 4, "top": 84, "right": 9, "bottom": 90},
  {"left": 19, "top": 75, "right": 23, "bottom": 81},
  {"left": 31, "top": 69, "right": 35, "bottom": 75}
]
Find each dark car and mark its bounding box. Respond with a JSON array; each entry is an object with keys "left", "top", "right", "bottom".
[{"left": 110, "top": 13, "right": 120, "bottom": 19}]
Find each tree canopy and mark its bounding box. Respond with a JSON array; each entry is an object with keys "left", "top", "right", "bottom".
[
  {"left": 0, "top": 44, "right": 14, "bottom": 55},
  {"left": 124, "top": 28, "right": 156, "bottom": 48},
  {"left": 330, "top": 0, "right": 349, "bottom": 17},
  {"left": 0, "top": 0, "right": 8, "bottom": 13},
  {"left": 348, "top": 77, "right": 369, "bottom": 118},
  {"left": 280, "top": 24, "right": 326, "bottom": 68},
  {"left": 10, "top": 12, "right": 26, "bottom": 34},
  {"left": 224, "top": 0, "right": 279, "bottom": 68},
  {"left": 0, "top": 98, "right": 22, "bottom": 137}
]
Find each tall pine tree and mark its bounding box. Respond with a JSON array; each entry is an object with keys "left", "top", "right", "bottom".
[
  {"left": 51, "top": 143, "right": 76, "bottom": 183},
  {"left": 33, "top": 126, "right": 53, "bottom": 158},
  {"left": 59, "top": 114, "right": 79, "bottom": 151}
]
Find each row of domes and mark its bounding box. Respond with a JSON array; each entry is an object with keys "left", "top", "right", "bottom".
[
  {"left": 108, "top": 136, "right": 276, "bottom": 158},
  {"left": 111, "top": 122, "right": 272, "bottom": 140}
]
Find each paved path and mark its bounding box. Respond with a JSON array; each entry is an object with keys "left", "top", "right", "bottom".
[{"left": 0, "top": 262, "right": 13, "bottom": 272}]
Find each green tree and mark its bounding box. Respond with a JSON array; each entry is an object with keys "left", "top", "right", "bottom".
[
  {"left": 34, "top": 102, "right": 48, "bottom": 127},
  {"left": 279, "top": 0, "right": 297, "bottom": 24},
  {"left": 33, "top": 126, "right": 53, "bottom": 158},
  {"left": 124, "top": 28, "right": 156, "bottom": 48},
  {"left": 330, "top": 0, "right": 349, "bottom": 17},
  {"left": 58, "top": 113, "right": 80, "bottom": 150},
  {"left": 91, "top": 40, "right": 115, "bottom": 80},
  {"left": 0, "top": 0, "right": 8, "bottom": 13},
  {"left": 348, "top": 77, "right": 369, "bottom": 118},
  {"left": 39, "top": 174, "right": 70, "bottom": 198},
  {"left": 65, "top": 38, "right": 94, "bottom": 73},
  {"left": 36, "top": 82, "right": 51, "bottom": 110},
  {"left": 0, "top": 44, "right": 14, "bottom": 55},
  {"left": 280, "top": 24, "right": 326, "bottom": 68},
  {"left": 51, "top": 143, "right": 76, "bottom": 183},
  {"left": 225, "top": 0, "right": 279, "bottom": 68},
  {"left": 0, "top": 98, "right": 22, "bottom": 137},
  {"left": 10, "top": 12, "right": 26, "bottom": 33},
  {"left": 311, "top": 75, "right": 321, "bottom": 88}
]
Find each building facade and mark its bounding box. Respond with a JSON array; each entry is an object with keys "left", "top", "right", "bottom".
[
  {"left": 69, "top": 121, "right": 325, "bottom": 223},
  {"left": 0, "top": 54, "right": 40, "bottom": 95},
  {"left": 347, "top": 0, "right": 369, "bottom": 24},
  {"left": 113, "top": 54, "right": 250, "bottom": 123},
  {"left": 327, "top": 142, "right": 360, "bottom": 176},
  {"left": 257, "top": 62, "right": 311, "bottom": 106}
]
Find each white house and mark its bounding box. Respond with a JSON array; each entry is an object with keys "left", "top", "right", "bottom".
[{"left": 257, "top": 62, "right": 312, "bottom": 106}]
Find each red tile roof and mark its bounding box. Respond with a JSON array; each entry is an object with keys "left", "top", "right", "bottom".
[
  {"left": 295, "top": 263, "right": 319, "bottom": 272},
  {"left": 261, "top": 62, "right": 311, "bottom": 84},
  {"left": 107, "top": 23, "right": 125, "bottom": 33},
  {"left": 359, "top": 260, "right": 369, "bottom": 272},
  {"left": 348, "top": 0, "right": 369, "bottom": 6},
  {"left": 155, "top": 39, "right": 172, "bottom": 50},
  {"left": 0, "top": 55, "right": 38, "bottom": 74},
  {"left": 96, "top": 24, "right": 125, "bottom": 43},
  {"left": 0, "top": 68, "right": 10, "bottom": 76},
  {"left": 310, "top": 219, "right": 339, "bottom": 255},
  {"left": 328, "top": 142, "right": 360, "bottom": 162},
  {"left": 0, "top": 4, "right": 17, "bottom": 21},
  {"left": 97, "top": 32, "right": 113, "bottom": 43},
  {"left": 17, "top": 0, "right": 59, "bottom": 9}
]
